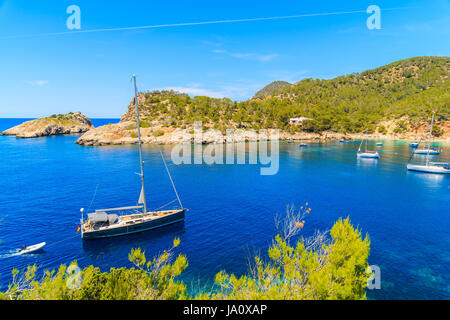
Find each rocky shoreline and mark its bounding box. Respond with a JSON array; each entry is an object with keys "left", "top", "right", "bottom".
[
  {"left": 76, "top": 84, "right": 449, "bottom": 146},
  {"left": 75, "top": 121, "right": 449, "bottom": 146},
  {"left": 1, "top": 112, "right": 93, "bottom": 138}
]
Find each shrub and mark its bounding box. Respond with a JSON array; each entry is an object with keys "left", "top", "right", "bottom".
[
  {"left": 432, "top": 125, "right": 443, "bottom": 137},
  {"left": 377, "top": 125, "right": 388, "bottom": 134}
]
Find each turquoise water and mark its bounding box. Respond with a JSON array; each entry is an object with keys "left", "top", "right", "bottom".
[{"left": 0, "top": 118, "right": 449, "bottom": 299}]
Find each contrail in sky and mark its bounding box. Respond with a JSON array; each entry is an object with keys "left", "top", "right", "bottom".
[{"left": 1, "top": 7, "right": 415, "bottom": 40}]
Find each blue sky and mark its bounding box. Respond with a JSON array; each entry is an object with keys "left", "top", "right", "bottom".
[{"left": 0, "top": 0, "right": 448, "bottom": 118}]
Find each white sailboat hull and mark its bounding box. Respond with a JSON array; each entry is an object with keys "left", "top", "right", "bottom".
[
  {"left": 357, "top": 152, "right": 379, "bottom": 159},
  {"left": 414, "top": 149, "right": 440, "bottom": 155},
  {"left": 82, "top": 209, "right": 185, "bottom": 239},
  {"left": 407, "top": 164, "right": 450, "bottom": 174}
]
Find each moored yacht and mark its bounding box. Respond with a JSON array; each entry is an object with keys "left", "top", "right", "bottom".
[
  {"left": 407, "top": 113, "right": 448, "bottom": 174},
  {"left": 80, "top": 75, "right": 187, "bottom": 239},
  {"left": 407, "top": 162, "right": 450, "bottom": 174},
  {"left": 81, "top": 208, "right": 186, "bottom": 239},
  {"left": 357, "top": 134, "right": 379, "bottom": 159},
  {"left": 413, "top": 116, "right": 440, "bottom": 155},
  {"left": 357, "top": 150, "right": 379, "bottom": 158},
  {"left": 414, "top": 147, "right": 440, "bottom": 155}
]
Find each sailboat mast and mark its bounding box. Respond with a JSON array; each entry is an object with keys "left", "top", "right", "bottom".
[
  {"left": 133, "top": 74, "right": 147, "bottom": 214},
  {"left": 426, "top": 113, "right": 435, "bottom": 166}
]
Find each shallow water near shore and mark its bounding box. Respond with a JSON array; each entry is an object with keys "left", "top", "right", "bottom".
[{"left": 0, "top": 118, "right": 449, "bottom": 299}]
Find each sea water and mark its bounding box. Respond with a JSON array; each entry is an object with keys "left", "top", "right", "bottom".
[{"left": 0, "top": 119, "right": 448, "bottom": 299}]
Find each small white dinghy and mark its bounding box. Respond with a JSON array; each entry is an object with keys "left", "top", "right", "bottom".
[
  {"left": 375, "top": 142, "right": 383, "bottom": 146},
  {"left": 17, "top": 242, "right": 46, "bottom": 255}
]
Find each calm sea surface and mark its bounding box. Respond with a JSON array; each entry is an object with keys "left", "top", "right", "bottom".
[{"left": 0, "top": 118, "right": 449, "bottom": 299}]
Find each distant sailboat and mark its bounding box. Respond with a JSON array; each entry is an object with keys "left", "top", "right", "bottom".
[
  {"left": 414, "top": 147, "right": 440, "bottom": 155},
  {"left": 414, "top": 114, "right": 440, "bottom": 155},
  {"left": 407, "top": 162, "right": 450, "bottom": 174},
  {"left": 357, "top": 134, "right": 379, "bottom": 159},
  {"left": 80, "top": 75, "right": 187, "bottom": 239},
  {"left": 407, "top": 113, "right": 449, "bottom": 174}
]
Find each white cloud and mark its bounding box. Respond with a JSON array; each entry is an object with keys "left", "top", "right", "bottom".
[
  {"left": 200, "top": 39, "right": 224, "bottom": 48},
  {"left": 255, "top": 54, "right": 279, "bottom": 62},
  {"left": 212, "top": 49, "right": 279, "bottom": 62},
  {"left": 267, "top": 70, "right": 309, "bottom": 82},
  {"left": 160, "top": 86, "right": 227, "bottom": 98},
  {"left": 25, "top": 80, "right": 48, "bottom": 86},
  {"left": 158, "top": 80, "right": 265, "bottom": 100}
]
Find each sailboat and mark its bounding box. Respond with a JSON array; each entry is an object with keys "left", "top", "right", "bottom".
[
  {"left": 357, "top": 133, "right": 379, "bottom": 159},
  {"left": 407, "top": 113, "right": 449, "bottom": 174},
  {"left": 414, "top": 114, "right": 440, "bottom": 155},
  {"left": 414, "top": 147, "right": 440, "bottom": 155},
  {"left": 80, "top": 75, "right": 187, "bottom": 239}
]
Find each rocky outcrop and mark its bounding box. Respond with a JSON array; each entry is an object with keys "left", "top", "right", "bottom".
[
  {"left": 76, "top": 120, "right": 449, "bottom": 146},
  {"left": 1, "top": 112, "right": 93, "bottom": 138},
  {"left": 76, "top": 121, "right": 288, "bottom": 146}
]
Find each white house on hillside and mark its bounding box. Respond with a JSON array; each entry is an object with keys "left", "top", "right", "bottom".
[{"left": 289, "top": 117, "right": 313, "bottom": 125}]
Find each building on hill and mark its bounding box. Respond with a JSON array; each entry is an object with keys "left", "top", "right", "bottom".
[{"left": 289, "top": 117, "right": 313, "bottom": 125}]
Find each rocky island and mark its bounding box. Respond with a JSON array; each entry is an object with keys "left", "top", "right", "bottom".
[
  {"left": 2, "top": 112, "right": 93, "bottom": 138},
  {"left": 76, "top": 56, "right": 449, "bottom": 146}
]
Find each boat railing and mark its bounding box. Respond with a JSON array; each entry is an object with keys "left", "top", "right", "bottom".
[{"left": 95, "top": 205, "right": 144, "bottom": 212}]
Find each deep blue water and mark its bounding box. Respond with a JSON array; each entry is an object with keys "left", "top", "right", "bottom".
[{"left": 0, "top": 118, "right": 449, "bottom": 299}]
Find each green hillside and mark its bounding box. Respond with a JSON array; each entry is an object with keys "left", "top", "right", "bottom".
[
  {"left": 131, "top": 56, "right": 449, "bottom": 134},
  {"left": 252, "top": 80, "right": 291, "bottom": 99}
]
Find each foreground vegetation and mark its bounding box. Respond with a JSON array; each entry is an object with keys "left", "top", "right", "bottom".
[
  {"left": 124, "top": 56, "right": 448, "bottom": 135},
  {"left": 1, "top": 206, "right": 372, "bottom": 300}
]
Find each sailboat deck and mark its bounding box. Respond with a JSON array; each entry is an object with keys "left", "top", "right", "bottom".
[
  {"left": 120, "top": 210, "right": 180, "bottom": 221},
  {"left": 82, "top": 209, "right": 185, "bottom": 233}
]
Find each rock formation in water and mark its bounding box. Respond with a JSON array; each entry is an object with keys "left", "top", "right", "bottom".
[{"left": 1, "top": 112, "right": 93, "bottom": 138}]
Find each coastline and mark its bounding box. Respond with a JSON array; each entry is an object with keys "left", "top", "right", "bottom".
[{"left": 74, "top": 123, "right": 450, "bottom": 146}]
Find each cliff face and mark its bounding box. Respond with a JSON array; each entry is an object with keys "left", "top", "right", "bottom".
[
  {"left": 2, "top": 112, "right": 93, "bottom": 138},
  {"left": 75, "top": 121, "right": 296, "bottom": 146}
]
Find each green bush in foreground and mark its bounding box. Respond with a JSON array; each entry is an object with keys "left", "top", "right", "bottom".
[{"left": 0, "top": 214, "right": 370, "bottom": 300}]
